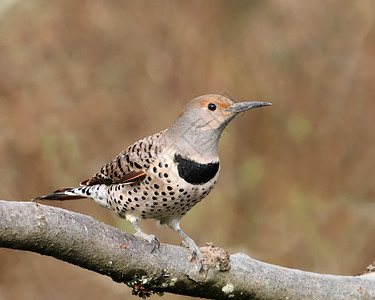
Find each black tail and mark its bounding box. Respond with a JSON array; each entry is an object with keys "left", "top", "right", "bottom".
[{"left": 33, "top": 188, "right": 86, "bottom": 201}]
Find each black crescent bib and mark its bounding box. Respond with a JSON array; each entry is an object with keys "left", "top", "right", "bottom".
[{"left": 174, "top": 153, "right": 219, "bottom": 185}]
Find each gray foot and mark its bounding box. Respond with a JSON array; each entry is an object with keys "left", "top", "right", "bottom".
[
  {"left": 130, "top": 218, "right": 161, "bottom": 252},
  {"left": 134, "top": 231, "right": 160, "bottom": 252},
  {"left": 166, "top": 218, "right": 204, "bottom": 271},
  {"left": 181, "top": 234, "right": 204, "bottom": 271}
]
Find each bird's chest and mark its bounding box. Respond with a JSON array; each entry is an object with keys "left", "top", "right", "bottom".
[
  {"left": 146, "top": 150, "right": 221, "bottom": 200},
  {"left": 173, "top": 153, "right": 220, "bottom": 185},
  {"left": 143, "top": 152, "right": 220, "bottom": 219},
  {"left": 110, "top": 151, "right": 220, "bottom": 220}
]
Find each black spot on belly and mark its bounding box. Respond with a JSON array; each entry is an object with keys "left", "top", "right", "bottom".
[{"left": 174, "top": 153, "right": 219, "bottom": 185}]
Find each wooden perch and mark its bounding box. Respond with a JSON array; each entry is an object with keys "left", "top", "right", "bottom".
[{"left": 0, "top": 200, "right": 374, "bottom": 299}]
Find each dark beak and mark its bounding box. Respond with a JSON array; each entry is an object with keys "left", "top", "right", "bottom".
[{"left": 226, "top": 101, "right": 271, "bottom": 114}]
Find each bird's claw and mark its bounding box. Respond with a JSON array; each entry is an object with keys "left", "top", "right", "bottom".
[
  {"left": 182, "top": 239, "right": 204, "bottom": 272},
  {"left": 151, "top": 236, "right": 160, "bottom": 253},
  {"left": 190, "top": 250, "right": 204, "bottom": 272},
  {"left": 134, "top": 231, "right": 160, "bottom": 253}
]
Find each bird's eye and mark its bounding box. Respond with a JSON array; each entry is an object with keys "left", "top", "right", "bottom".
[{"left": 207, "top": 102, "right": 217, "bottom": 111}]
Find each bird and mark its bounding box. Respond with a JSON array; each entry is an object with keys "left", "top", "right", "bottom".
[{"left": 34, "top": 94, "right": 271, "bottom": 270}]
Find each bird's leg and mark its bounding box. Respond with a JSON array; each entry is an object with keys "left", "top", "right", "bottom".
[
  {"left": 129, "top": 217, "right": 160, "bottom": 252},
  {"left": 166, "top": 218, "right": 204, "bottom": 271}
]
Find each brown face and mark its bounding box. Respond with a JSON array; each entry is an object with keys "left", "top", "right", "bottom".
[
  {"left": 168, "top": 94, "right": 270, "bottom": 160},
  {"left": 179, "top": 94, "right": 270, "bottom": 133},
  {"left": 180, "top": 95, "right": 237, "bottom": 131},
  {"left": 197, "top": 97, "right": 233, "bottom": 111}
]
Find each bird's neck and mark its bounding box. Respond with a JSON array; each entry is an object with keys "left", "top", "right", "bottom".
[{"left": 162, "top": 125, "right": 222, "bottom": 164}]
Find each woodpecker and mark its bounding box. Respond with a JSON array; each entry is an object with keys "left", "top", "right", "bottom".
[{"left": 35, "top": 94, "right": 271, "bottom": 270}]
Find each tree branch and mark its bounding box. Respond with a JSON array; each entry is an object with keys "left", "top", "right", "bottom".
[{"left": 0, "top": 200, "right": 374, "bottom": 299}]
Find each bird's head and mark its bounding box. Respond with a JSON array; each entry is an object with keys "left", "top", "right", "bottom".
[{"left": 164, "top": 94, "right": 271, "bottom": 161}]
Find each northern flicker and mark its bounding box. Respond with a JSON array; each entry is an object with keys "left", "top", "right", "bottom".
[{"left": 35, "top": 94, "right": 270, "bottom": 270}]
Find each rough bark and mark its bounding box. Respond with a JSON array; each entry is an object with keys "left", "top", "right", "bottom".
[{"left": 0, "top": 200, "right": 374, "bottom": 299}]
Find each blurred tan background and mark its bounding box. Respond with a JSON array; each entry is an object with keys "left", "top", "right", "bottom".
[{"left": 0, "top": 1, "right": 375, "bottom": 299}]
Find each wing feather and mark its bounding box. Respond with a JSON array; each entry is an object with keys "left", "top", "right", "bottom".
[{"left": 80, "top": 130, "right": 164, "bottom": 186}]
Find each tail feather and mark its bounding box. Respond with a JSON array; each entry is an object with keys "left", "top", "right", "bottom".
[
  {"left": 33, "top": 188, "right": 87, "bottom": 201},
  {"left": 33, "top": 185, "right": 110, "bottom": 209}
]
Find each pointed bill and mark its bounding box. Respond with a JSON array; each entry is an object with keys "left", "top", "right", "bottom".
[{"left": 226, "top": 101, "right": 271, "bottom": 114}]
